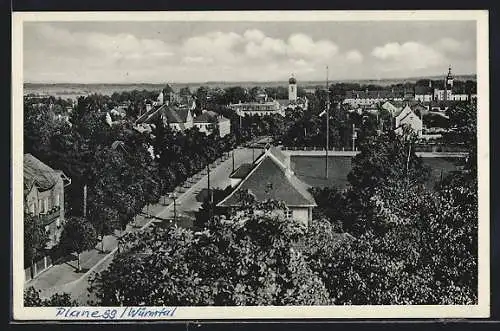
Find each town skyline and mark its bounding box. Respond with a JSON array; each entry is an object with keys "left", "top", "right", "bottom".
[{"left": 24, "top": 20, "right": 477, "bottom": 84}]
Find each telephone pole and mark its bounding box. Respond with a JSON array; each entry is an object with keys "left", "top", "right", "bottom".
[
  {"left": 83, "top": 184, "right": 87, "bottom": 218},
  {"left": 325, "top": 66, "right": 330, "bottom": 179}
]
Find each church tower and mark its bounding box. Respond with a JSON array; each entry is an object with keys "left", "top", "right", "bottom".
[
  {"left": 446, "top": 65, "right": 454, "bottom": 88},
  {"left": 288, "top": 74, "right": 297, "bottom": 102},
  {"left": 444, "top": 65, "right": 454, "bottom": 101}
]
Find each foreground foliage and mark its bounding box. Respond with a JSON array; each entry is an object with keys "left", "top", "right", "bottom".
[
  {"left": 89, "top": 201, "right": 331, "bottom": 306},
  {"left": 24, "top": 286, "right": 77, "bottom": 307}
]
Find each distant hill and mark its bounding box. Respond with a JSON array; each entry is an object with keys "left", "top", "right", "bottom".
[{"left": 24, "top": 74, "right": 477, "bottom": 99}]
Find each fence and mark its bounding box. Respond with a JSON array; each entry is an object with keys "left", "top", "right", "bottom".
[
  {"left": 283, "top": 144, "right": 466, "bottom": 153},
  {"left": 282, "top": 146, "right": 350, "bottom": 152}
]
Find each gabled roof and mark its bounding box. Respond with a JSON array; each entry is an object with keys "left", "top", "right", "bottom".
[
  {"left": 395, "top": 105, "right": 422, "bottom": 127},
  {"left": 135, "top": 105, "right": 160, "bottom": 124},
  {"left": 162, "top": 106, "right": 191, "bottom": 123},
  {"left": 218, "top": 148, "right": 316, "bottom": 208},
  {"left": 194, "top": 110, "right": 218, "bottom": 123},
  {"left": 24, "top": 154, "right": 62, "bottom": 193}
]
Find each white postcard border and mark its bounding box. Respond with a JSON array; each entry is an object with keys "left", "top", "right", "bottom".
[{"left": 11, "top": 10, "right": 490, "bottom": 320}]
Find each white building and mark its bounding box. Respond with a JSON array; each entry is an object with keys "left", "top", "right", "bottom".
[
  {"left": 218, "top": 146, "right": 317, "bottom": 227},
  {"left": 193, "top": 110, "right": 231, "bottom": 137},
  {"left": 394, "top": 105, "right": 423, "bottom": 137}
]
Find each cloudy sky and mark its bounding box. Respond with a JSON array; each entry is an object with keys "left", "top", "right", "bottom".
[{"left": 23, "top": 20, "right": 477, "bottom": 83}]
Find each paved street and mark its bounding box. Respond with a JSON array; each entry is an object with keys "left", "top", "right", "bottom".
[{"left": 26, "top": 147, "right": 263, "bottom": 304}]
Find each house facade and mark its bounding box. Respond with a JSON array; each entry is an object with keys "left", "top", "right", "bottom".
[
  {"left": 228, "top": 100, "right": 285, "bottom": 117},
  {"left": 394, "top": 105, "right": 423, "bottom": 137},
  {"left": 24, "top": 154, "right": 71, "bottom": 248},
  {"left": 218, "top": 146, "right": 317, "bottom": 227},
  {"left": 343, "top": 89, "right": 405, "bottom": 107},
  {"left": 193, "top": 110, "right": 231, "bottom": 137},
  {"left": 135, "top": 104, "right": 194, "bottom": 132}
]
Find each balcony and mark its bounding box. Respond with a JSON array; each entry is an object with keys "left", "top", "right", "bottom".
[{"left": 39, "top": 206, "right": 61, "bottom": 225}]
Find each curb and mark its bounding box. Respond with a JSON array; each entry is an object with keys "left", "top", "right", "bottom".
[{"left": 33, "top": 155, "right": 231, "bottom": 297}]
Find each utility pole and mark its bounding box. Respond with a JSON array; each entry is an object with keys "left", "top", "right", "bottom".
[
  {"left": 232, "top": 150, "right": 235, "bottom": 172},
  {"left": 83, "top": 184, "right": 87, "bottom": 218},
  {"left": 352, "top": 123, "right": 357, "bottom": 151},
  {"left": 325, "top": 66, "right": 330, "bottom": 179},
  {"left": 207, "top": 162, "right": 211, "bottom": 218}
]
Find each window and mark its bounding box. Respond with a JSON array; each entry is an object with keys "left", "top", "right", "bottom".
[
  {"left": 285, "top": 208, "right": 293, "bottom": 219},
  {"left": 56, "top": 194, "right": 60, "bottom": 207},
  {"left": 56, "top": 218, "right": 61, "bottom": 228},
  {"left": 44, "top": 198, "right": 49, "bottom": 212},
  {"left": 38, "top": 199, "right": 43, "bottom": 213},
  {"left": 30, "top": 203, "right": 35, "bottom": 215}
]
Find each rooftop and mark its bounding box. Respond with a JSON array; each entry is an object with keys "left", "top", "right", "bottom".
[
  {"left": 194, "top": 110, "right": 219, "bottom": 123},
  {"left": 218, "top": 147, "right": 316, "bottom": 208},
  {"left": 24, "top": 154, "right": 62, "bottom": 193}
]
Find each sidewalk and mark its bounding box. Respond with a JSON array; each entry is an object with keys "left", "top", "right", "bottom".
[
  {"left": 24, "top": 153, "right": 234, "bottom": 298},
  {"left": 25, "top": 201, "right": 168, "bottom": 295}
]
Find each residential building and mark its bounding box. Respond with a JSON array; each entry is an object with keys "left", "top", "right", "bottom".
[
  {"left": 24, "top": 154, "right": 71, "bottom": 248},
  {"left": 218, "top": 146, "right": 317, "bottom": 227},
  {"left": 193, "top": 110, "right": 231, "bottom": 137},
  {"left": 161, "top": 106, "right": 194, "bottom": 132},
  {"left": 135, "top": 104, "right": 194, "bottom": 132},
  {"left": 394, "top": 105, "right": 423, "bottom": 137},
  {"left": 228, "top": 99, "right": 285, "bottom": 117},
  {"left": 343, "top": 89, "right": 405, "bottom": 107},
  {"left": 227, "top": 74, "right": 307, "bottom": 116}
]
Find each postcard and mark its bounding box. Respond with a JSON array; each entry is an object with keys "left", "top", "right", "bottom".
[{"left": 12, "top": 10, "right": 490, "bottom": 320}]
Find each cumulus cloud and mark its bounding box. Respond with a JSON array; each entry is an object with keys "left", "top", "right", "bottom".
[
  {"left": 345, "top": 50, "right": 363, "bottom": 63},
  {"left": 34, "top": 24, "right": 174, "bottom": 61},
  {"left": 287, "top": 33, "right": 338, "bottom": 59},
  {"left": 181, "top": 31, "right": 242, "bottom": 64},
  {"left": 433, "top": 37, "right": 474, "bottom": 58},
  {"left": 371, "top": 41, "right": 446, "bottom": 72}
]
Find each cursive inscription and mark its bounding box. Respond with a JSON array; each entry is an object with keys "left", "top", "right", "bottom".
[{"left": 54, "top": 307, "right": 177, "bottom": 320}]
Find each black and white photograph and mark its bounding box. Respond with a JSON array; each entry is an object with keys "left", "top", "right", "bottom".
[{"left": 12, "top": 10, "right": 490, "bottom": 320}]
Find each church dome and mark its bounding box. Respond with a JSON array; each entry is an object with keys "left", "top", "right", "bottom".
[{"left": 289, "top": 76, "right": 297, "bottom": 84}]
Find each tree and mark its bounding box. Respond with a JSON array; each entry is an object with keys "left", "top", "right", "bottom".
[
  {"left": 307, "top": 176, "right": 477, "bottom": 305},
  {"left": 58, "top": 217, "right": 98, "bottom": 272},
  {"left": 24, "top": 213, "right": 49, "bottom": 272},
  {"left": 179, "top": 86, "right": 191, "bottom": 97},
  {"left": 24, "top": 286, "right": 77, "bottom": 307},
  {"left": 88, "top": 200, "right": 330, "bottom": 306},
  {"left": 348, "top": 130, "right": 430, "bottom": 193}
]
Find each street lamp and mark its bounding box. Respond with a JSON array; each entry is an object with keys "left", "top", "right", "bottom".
[{"left": 169, "top": 192, "right": 177, "bottom": 222}]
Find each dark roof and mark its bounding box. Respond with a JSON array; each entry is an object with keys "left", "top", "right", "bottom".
[
  {"left": 162, "top": 106, "right": 191, "bottom": 123},
  {"left": 218, "top": 150, "right": 316, "bottom": 208},
  {"left": 24, "top": 154, "right": 61, "bottom": 193},
  {"left": 135, "top": 105, "right": 161, "bottom": 124},
  {"left": 194, "top": 110, "right": 218, "bottom": 123},
  {"left": 229, "top": 163, "right": 253, "bottom": 179}
]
